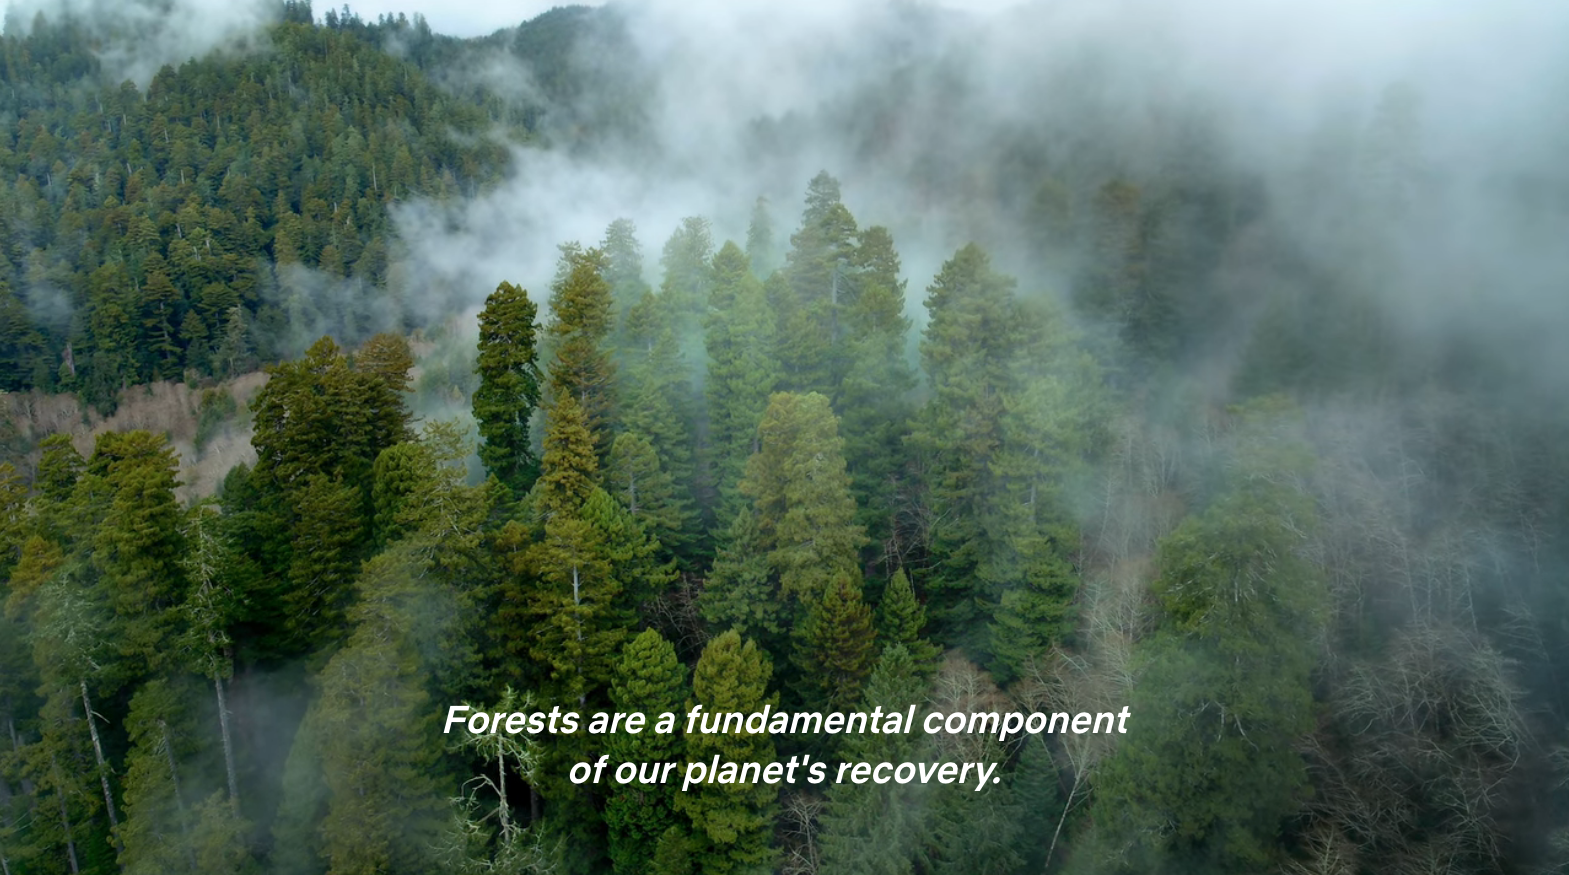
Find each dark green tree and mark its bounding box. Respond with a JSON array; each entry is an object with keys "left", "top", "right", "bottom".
[
  {"left": 704, "top": 242, "right": 778, "bottom": 517},
  {"left": 875, "top": 568, "right": 940, "bottom": 670},
  {"left": 674, "top": 630, "right": 777, "bottom": 875},
  {"left": 605, "top": 630, "right": 689, "bottom": 874},
  {"left": 547, "top": 243, "right": 617, "bottom": 458},
  {"left": 473, "top": 280, "right": 543, "bottom": 497},
  {"left": 795, "top": 571, "right": 876, "bottom": 711}
]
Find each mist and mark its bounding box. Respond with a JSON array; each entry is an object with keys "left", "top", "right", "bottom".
[
  {"left": 382, "top": 0, "right": 1569, "bottom": 409},
  {"left": 3, "top": 0, "right": 278, "bottom": 85}
]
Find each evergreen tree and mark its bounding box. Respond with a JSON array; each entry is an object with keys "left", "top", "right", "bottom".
[
  {"left": 87, "top": 430, "right": 187, "bottom": 669},
  {"left": 675, "top": 630, "right": 778, "bottom": 875},
  {"left": 777, "top": 171, "right": 858, "bottom": 395},
  {"left": 739, "top": 391, "right": 864, "bottom": 605},
  {"left": 744, "top": 196, "right": 774, "bottom": 277},
  {"left": 697, "top": 507, "right": 779, "bottom": 644},
  {"left": 817, "top": 644, "right": 926, "bottom": 875},
  {"left": 354, "top": 331, "right": 415, "bottom": 394},
  {"left": 312, "top": 543, "right": 454, "bottom": 875},
  {"left": 795, "top": 571, "right": 876, "bottom": 711},
  {"left": 875, "top": 568, "right": 940, "bottom": 669},
  {"left": 473, "top": 280, "right": 543, "bottom": 498},
  {"left": 606, "top": 430, "right": 694, "bottom": 561},
  {"left": 659, "top": 217, "right": 715, "bottom": 333},
  {"left": 704, "top": 242, "right": 778, "bottom": 518},
  {"left": 602, "top": 217, "right": 650, "bottom": 336},
  {"left": 837, "top": 225, "right": 916, "bottom": 561},
  {"left": 620, "top": 312, "right": 703, "bottom": 555},
  {"left": 606, "top": 630, "right": 689, "bottom": 874},
  {"left": 907, "top": 244, "right": 1095, "bottom": 662},
  {"left": 1088, "top": 406, "right": 1324, "bottom": 873},
  {"left": 547, "top": 243, "right": 618, "bottom": 458}
]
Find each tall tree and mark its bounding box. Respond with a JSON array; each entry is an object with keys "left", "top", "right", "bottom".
[
  {"left": 907, "top": 244, "right": 1097, "bottom": 663},
  {"left": 739, "top": 392, "right": 864, "bottom": 606},
  {"left": 85, "top": 430, "right": 187, "bottom": 668},
  {"left": 1087, "top": 404, "right": 1324, "bottom": 873},
  {"left": 674, "top": 630, "right": 777, "bottom": 875},
  {"left": 703, "top": 243, "right": 779, "bottom": 517},
  {"left": 875, "top": 568, "right": 940, "bottom": 670},
  {"left": 606, "top": 630, "right": 689, "bottom": 874},
  {"left": 795, "top": 571, "right": 876, "bottom": 711},
  {"left": 659, "top": 217, "right": 715, "bottom": 334},
  {"left": 548, "top": 243, "right": 618, "bottom": 459},
  {"left": 836, "top": 225, "right": 916, "bottom": 564},
  {"left": 817, "top": 644, "right": 926, "bottom": 875},
  {"left": 602, "top": 218, "right": 650, "bottom": 338},
  {"left": 777, "top": 171, "right": 859, "bottom": 396},
  {"left": 473, "top": 280, "right": 544, "bottom": 498}
]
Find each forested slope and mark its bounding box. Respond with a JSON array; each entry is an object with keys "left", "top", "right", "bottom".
[{"left": 3, "top": 3, "right": 1569, "bottom": 875}]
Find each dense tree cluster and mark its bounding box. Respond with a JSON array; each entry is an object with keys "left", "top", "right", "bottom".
[
  {"left": 0, "top": 2, "right": 518, "bottom": 408},
  {"left": 3, "top": 6, "right": 1569, "bottom": 875}
]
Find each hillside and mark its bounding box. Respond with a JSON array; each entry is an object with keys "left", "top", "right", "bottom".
[{"left": 3, "top": 2, "right": 1569, "bottom": 875}]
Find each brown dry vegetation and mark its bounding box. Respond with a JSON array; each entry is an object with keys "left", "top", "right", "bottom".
[{"left": 0, "top": 371, "right": 269, "bottom": 501}]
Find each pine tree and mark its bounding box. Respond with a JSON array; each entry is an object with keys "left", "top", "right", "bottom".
[
  {"left": 602, "top": 218, "right": 650, "bottom": 337},
  {"left": 282, "top": 473, "right": 365, "bottom": 644},
  {"left": 212, "top": 305, "right": 252, "bottom": 380},
  {"left": 795, "top": 571, "right": 876, "bottom": 711},
  {"left": 537, "top": 392, "right": 599, "bottom": 519},
  {"left": 675, "top": 630, "right": 778, "bottom": 875},
  {"left": 659, "top": 217, "right": 715, "bottom": 333},
  {"left": 473, "top": 280, "right": 543, "bottom": 498},
  {"left": 313, "top": 543, "right": 454, "bottom": 875},
  {"left": 704, "top": 242, "right": 778, "bottom": 518},
  {"left": 817, "top": 644, "right": 926, "bottom": 875},
  {"left": 876, "top": 568, "right": 940, "bottom": 670},
  {"left": 698, "top": 507, "right": 780, "bottom": 644},
  {"left": 744, "top": 196, "right": 774, "bottom": 277},
  {"left": 837, "top": 225, "right": 916, "bottom": 560},
  {"left": 251, "top": 335, "right": 411, "bottom": 492},
  {"left": 907, "top": 244, "right": 1095, "bottom": 660},
  {"left": 87, "top": 430, "right": 187, "bottom": 668},
  {"left": 547, "top": 243, "right": 617, "bottom": 458},
  {"left": 606, "top": 430, "right": 694, "bottom": 561},
  {"left": 739, "top": 392, "right": 864, "bottom": 605},
  {"left": 619, "top": 320, "right": 703, "bottom": 557},
  {"left": 354, "top": 331, "right": 415, "bottom": 393},
  {"left": 606, "top": 630, "right": 689, "bottom": 874},
  {"left": 777, "top": 171, "right": 858, "bottom": 395}
]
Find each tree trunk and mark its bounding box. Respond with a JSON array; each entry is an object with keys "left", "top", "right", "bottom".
[
  {"left": 79, "top": 681, "right": 121, "bottom": 847},
  {"left": 214, "top": 673, "right": 240, "bottom": 810},
  {"left": 50, "top": 756, "right": 80, "bottom": 875},
  {"left": 160, "top": 720, "right": 199, "bottom": 872}
]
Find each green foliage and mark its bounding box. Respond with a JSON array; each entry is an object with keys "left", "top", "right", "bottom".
[
  {"left": 606, "top": 430, "right": 696, "bottom": 561},
  {"left": 548, "top": 244, "right": 618, "bottom": 457},
  {"left": 1086, "top": 409, "right": 1324, "bottom": 873},
  {"left": 0, "top": 10, "right": 515, "bottom": 402},
  {"left": 252, "top": 336, "right": 412, "bottom": 492},
  {"left": 875, "top": 568, "right": 941, "bottom": 670},
  {"left": 312, "top": 542, "right": 456, "bottom": 875},
  {"left": 698, "top": 508, "right": 780, "bottom": 643},
  {"left": 703, "top": 242, "right": 778, "bottom": 515},
  {"left": 739, "top": 392, "right": 865, "bottom": 605},
  {"left": 537, "top": 392, "right": 599, "bottom": 518},
  {"left": 795, "top": 571, "right": 877, "bottom": 711},
  {"left": 675, "top": 630, "right": 778, "bottom": 875},
  {"left": 817, "top": 644, "right": 925, "bottom": 875},
  {"left": 908, "top": 244, "right": 1098, "bottom": 661},
  {"left": 474, "top": 280, "right": 544, "bottom": 498},
  {"left": 87, "top": 430, "right": 187, "bottom": 668},
  {"left": 606, "top": 630, "right": 689, "bottom": 874}
]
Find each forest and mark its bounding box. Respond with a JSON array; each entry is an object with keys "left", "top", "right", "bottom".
[{"left": 3, "top": 1, "right": 1569, "bottom": 874}]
